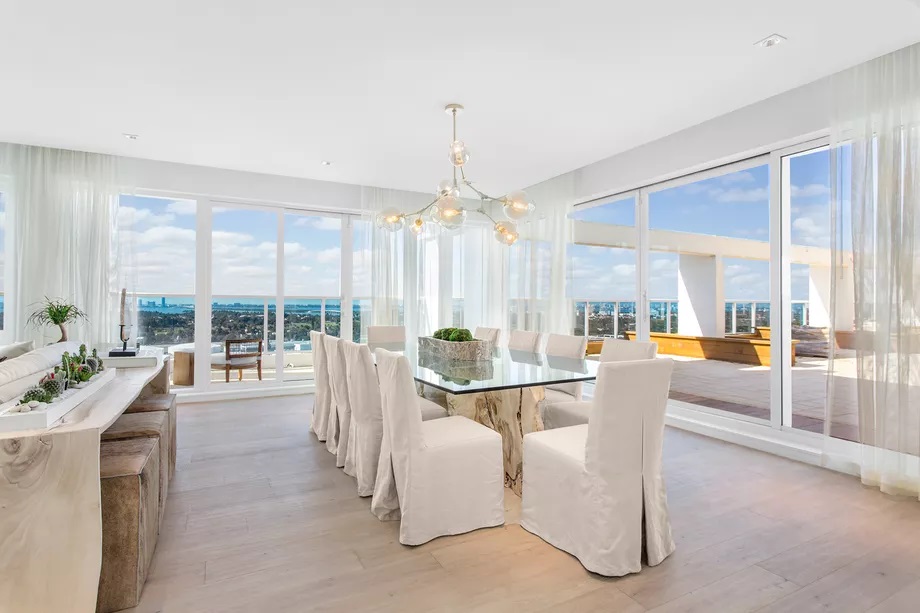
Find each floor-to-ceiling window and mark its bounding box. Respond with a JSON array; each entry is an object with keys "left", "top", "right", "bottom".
[
  {"left": 569, "top": 196, "right": 637, "bottom": 338},
  {"left": 210, "top": 205, "right": 279, "bottom": 385},
  {"left": 566, "top": 141, "right": 870, "bottom": 441},
  {"left": 283, "top": 212, "right": 343, "bottom": 380},
  {"left": 117, "top": 194, "right": 197, "bottom": 387},
  {"left": 646, "top": 162, "right": 773, "bottom": 423},
  {"left": 783, "top": 144, "right": 857, "bottom": 440}
]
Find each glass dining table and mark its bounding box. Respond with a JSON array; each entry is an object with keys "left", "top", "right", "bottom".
[{"left": 369, "top": 341, "right": 598, "bottom": 494}]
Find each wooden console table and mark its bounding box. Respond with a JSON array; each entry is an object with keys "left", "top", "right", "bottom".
[{"left": 0, "top": 358, "right": 169, "bottom": 613}]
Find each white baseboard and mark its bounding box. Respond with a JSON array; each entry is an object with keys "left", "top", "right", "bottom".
[
  {"left": 177, "top": 383, "right": 314, "bottom": 404},
  {"left": 665, "top": 401, "right": 861, "bottom": 478}
]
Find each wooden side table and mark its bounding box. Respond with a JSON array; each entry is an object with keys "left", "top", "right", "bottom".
[{"left": 173, "top": 349, "right": 194, "bottom": 386}]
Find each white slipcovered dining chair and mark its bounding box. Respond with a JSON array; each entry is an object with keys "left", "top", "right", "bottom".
[
  {"left": 367, "top": 325, "right": 406, "bottom": 344},
  {"left": 473, "top": 327, "right": 501, "bottom": 346},
  {"left": 321, "top": 335, "right": 340, "bottom": 452},
  {"left": 309, "top": 330, "right": 332, "bottom": 442},
  {"left": 600, "top": 337, "right": 658, "bottom": 362},
  {"left": 323, "top": 336, "right": 352, "bottom": 468},
  {"left": 508, "top": 329, "right": 541, "bottom": 352},
  {"left": 522, "top": 358, "right": 675, "bottom": 576},
  {"left": 344, "top": 341, "right": 448, "bottom": 497},
  {"left": 372, "top": 349, "right": 505, "bottom": 545},
  {"left": 341, "top": 340, "right": 367, "bottom": 480},
  {"left": 542, "top": 338, "right": 659, "bottom": 429},
  {"left": 541, "top": 333, "right": 589, "bottom": 406}
]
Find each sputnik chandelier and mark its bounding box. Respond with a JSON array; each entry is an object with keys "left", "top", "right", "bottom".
[{"left": 375, "top": 103, "right": 535, "bottom": 245}]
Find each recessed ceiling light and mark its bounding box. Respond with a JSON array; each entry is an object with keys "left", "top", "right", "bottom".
[
  {"left": 321, "top": 160, "right": 332, "bottom": 166},
  {"left": 122, "top": 133, "right": 139, "bottom": 140},
  {"left": 755, "top": 33, "right": 787, "bottom": 48}
]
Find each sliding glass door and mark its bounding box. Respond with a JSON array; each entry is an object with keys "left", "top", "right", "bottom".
[
  {"left": 570, "top": 145, "right": 855, "bottom": 435},
  {"left": 210, "top": 205, "right": 279, "bottom": 386},
  {"left": 644, "top": 161, "right": 773, "bottom": 424}
]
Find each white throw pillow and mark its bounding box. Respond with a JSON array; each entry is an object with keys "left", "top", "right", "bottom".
[{"left": 0, "top": 340, "right": 35, "bottom": 361}]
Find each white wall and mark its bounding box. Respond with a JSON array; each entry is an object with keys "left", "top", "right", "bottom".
[{"left": 526, "top": 78, "right": 831, "bottom": 205}]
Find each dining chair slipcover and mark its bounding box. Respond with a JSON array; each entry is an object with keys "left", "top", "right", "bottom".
[
  {"left": 322, "top": 336, "right": 347, "bottom": 463},
  {"left": 508, "top": 330, "right": 541, "bottom": 352},
  {"left": 309, "top": 331, "right": 332, "bottom": 442},
  {"left": 321, "top": 335, "right": 340, "bottom": 452},
  {"left": 473, "top": 327, "right": 501, "bottom": 346},
  {"left": 367, "top": 325, "right": 406, "bottom": 344},
  {"left": 342, "top": 341, "right": 385, "bottom": 495},
  {"left": 371, "top": 349, "right": 505, "bottom": 545},
  {"left": 370, "top": 391, "right": 450, "bottom": 520},
  {"left": 599, "top": 338, "right": 658, "bottom": 362},
  {"left": 521, "top": 359, "right": 675, "bottom": 576},
  {"left": 543, "top": 338, "right": 659, "bottom": 429},
  {"left": 543, "top": 333, "right": 589, "bottom": 400}
]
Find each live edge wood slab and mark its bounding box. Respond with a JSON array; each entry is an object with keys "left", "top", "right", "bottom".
[{"left": 0, "top": 357, "right": 167, "bottom": 613}]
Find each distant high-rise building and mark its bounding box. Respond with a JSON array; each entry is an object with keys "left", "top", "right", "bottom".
[{"left": 161, "top": 297, "right": 167, "bottom": 308}]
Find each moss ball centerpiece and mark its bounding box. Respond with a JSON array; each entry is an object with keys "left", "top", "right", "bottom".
[{"left": 419, "top": 328, "right": 492, "bottom": 362}]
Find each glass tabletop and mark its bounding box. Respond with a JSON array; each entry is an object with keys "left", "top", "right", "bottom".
[{"left": 368, "top": 341, "right": 598, "bottom": 394}]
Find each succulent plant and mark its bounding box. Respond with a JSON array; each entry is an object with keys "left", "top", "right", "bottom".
[
  {"left": 72, "top": 364, "right": 93, "bottom": 383},
  {"left": 84, "top": 356, "right": 99, "bottom": 373},
  {"left": 91, "top": 348, "right": 104, "bottom": 371},
  {"left": 40, "top": 377, "right": 65, "bottom": 398},
  {"left": 22, "top": 386, "right": 53, "bottom": 404}
]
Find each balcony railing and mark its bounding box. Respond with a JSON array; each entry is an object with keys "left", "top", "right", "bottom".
[{"left": 571, "top": 299, "right": 810, "bottom": 338}]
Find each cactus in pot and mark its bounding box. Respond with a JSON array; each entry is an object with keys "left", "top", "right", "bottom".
[
  {"left": 40, "top": 372, "right": 65, "bottom": 398},
  {"left": 22, "top": 386, "right": 53, "bottom": 404}
]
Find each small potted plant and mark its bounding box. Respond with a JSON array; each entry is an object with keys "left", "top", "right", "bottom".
[{"left": 27, "top": 297, "right": 87, "bottom": 343}]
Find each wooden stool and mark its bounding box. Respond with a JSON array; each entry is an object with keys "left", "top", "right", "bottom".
[
  {"left": 102, "top": 412, "right": 170, "bottom": 528},
  {"left": 98, "top": 438, "right": 160, "bottom": 613},
  {"left": 126, "top": 393, "right": 177, "bottom": 479}
]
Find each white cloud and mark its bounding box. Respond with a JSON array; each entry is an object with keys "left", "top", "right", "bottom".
[
  {"left": 118, "top": 206, "right": 176, "bottom": 227},
  {"left": 293, "top": 216, "right": 342, "bottom": 231},
  {"left": 792, "top": 184, "right": 830, "bottom": 199},
  {"left": 315, "top": 247, "right": 342, "bottom": 264},
  {"left": 165, "top": 200, "right": 197, "bottom": 216},
  {"left": 720, "top": 171, "right": 756, "bottom": 185},
  {"left": 712, "top": 187, "right": 769, "bottom": 203}
]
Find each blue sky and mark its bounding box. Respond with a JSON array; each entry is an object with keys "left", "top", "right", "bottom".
[{"left": 568, "top": 148, "right": 842, "bottom": 301}]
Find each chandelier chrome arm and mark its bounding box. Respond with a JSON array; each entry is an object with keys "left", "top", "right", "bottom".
[{"left": 375, "top": 103, "right": 536, "bottom": 245}]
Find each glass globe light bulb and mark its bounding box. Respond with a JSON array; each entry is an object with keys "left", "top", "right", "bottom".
[
  {"left": 501, "top": 190, "right": 535, "bottom": 221},
  {"left": 409, "top": 217, "right": 424, "bottom": 236},
  {"left": 430, "top": 195, "right": 466, "bottom": 230},
  {"left": 437, "top": 179, "right": 461, "bottom": 199},
  {"left": 494, "top": 221, "right": 519, "bottom": 246},
  {"left": 375, "top": 207, "right": 405, "bottom": 231},
  {"left": 448, "top": 140, "right": 470, "bottom": 167}
]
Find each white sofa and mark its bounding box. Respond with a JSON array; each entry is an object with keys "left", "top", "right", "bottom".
[{"left": 0, "top": 341, "right": 82, "bottom": 403}]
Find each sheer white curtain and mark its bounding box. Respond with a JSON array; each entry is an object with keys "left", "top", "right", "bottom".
[
  {"left": 506, "top": 174, "right": 576, "bottom": 338},
  {"left": 0, "top": 144, "right": 119, "bottom": 346},
  {"left": 828, "top": 43, "right": 920, "bottom": 497},
  {"left": 359, "top": 187, "right": 444, "bottom": 338}
]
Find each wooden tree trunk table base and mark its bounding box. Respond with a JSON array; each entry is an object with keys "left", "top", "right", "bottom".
[{"left": 446, "top": 386, "right": 545, "bottom": 496}]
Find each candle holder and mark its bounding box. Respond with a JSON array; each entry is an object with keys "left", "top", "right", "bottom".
[{"left": 108, "top": 324, "right": 138, "bottom": 357}]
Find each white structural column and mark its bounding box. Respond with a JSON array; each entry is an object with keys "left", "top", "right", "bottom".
[
  {"left": 677, "top": 254, "right": 725, "bottom": 337},
  {"left": 807, "top": 264, "right": 855, "bottom": 330}
]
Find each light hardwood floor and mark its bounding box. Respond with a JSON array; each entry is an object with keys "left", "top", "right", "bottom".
[{"left": 130, "top": 395, "right": 920, "bottom": 613}]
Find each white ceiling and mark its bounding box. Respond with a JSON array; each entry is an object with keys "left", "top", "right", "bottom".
[{"left": 3, "top": 1, "right": 920, "bottom": 196}]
